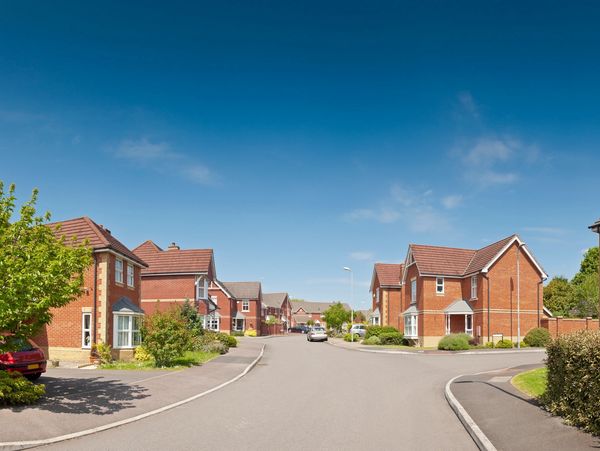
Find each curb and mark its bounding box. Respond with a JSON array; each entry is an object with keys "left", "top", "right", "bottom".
[
  {"left": 0, "top": 344, "right": 266, "bottom": 450},
  {"left": 445, "top": 375, "right": 497, "bottom": 451}
]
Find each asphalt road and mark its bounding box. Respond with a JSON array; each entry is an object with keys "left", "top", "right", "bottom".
[{"left": 37, "top": 335, "right": 545, "bottom": 451}]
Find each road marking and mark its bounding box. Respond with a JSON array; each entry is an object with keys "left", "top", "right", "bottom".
[
  {"left": 445, "top": 375, "right": 498, "bottom": 451},
  {"left": 0, "top": 344, "right": 266, "bottom": 449}
]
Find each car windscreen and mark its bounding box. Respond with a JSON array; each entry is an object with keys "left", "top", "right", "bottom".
[
  {"left": 313, "top": 328, "right": 325, "bottom": 332},
  {"left": 2, "top": 337, "right": 35, "bottom": 351}
]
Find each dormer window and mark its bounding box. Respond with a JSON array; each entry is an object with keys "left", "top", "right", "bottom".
[{"left": 196, "top": 276, "right": 209, "bottom": 300}]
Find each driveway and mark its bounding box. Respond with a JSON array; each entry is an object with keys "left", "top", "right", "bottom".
[{"left": 34, "top": 335, "right": 545, "bottom": 451}]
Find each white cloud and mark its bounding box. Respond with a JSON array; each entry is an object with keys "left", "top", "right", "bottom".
[
  {"left": 113, "top": 138, "right": 215, "bottom": 186},
  {"left": 350, "top": 251, "right": 374, "bottom": 261},
  {"left": 441, "top": 195, "right": 463, "bottom": 209},
  {"left": 457, "top": 91, "right": 479, "bottom": 119}
]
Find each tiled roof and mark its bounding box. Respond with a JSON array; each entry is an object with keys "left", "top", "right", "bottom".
[
  {"left": 262, "top": 292, "right": 288, "bottom": 308},
  {"left": 221, "top": 282, "right": 261, "bottom": 300},
  {"left": 133, "top": 240, "right": 213, "bottom": 275},
  {"left": 290, "top": 300, "right": 351, "bottom": 314},
  {"left": 374, "top": 263, "right": 404, "bottom": 287},
  {"left": 48, "top": 217, "right": 147, "bottom": 267},
  {"left": 409, "top": 234, "right": 518, "bottom": 277}
]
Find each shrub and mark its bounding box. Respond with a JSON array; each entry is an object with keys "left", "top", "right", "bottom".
[
  {"left": 379, "top": 332, "right": 404, "bottom": 345},
  {"left": 484, "top": 341, "right": 494, "bottom": 348},
  {"left": 364, "top": 325, "right": 399, "bottom": 339},
  {"left": 543, "top": 330, "right": 600, "bottom": 434},
  {"left": 179, "top": 299, "right": 204, "bottom": 338},
  {"left": 93, "top": 342, "right": 113, "bottom": 364},
  {"left": 343, "top": 333, "right": 355, "bottom": 342},
  {"left": 231, "top": 331, "right": 244, "bottom": 337},
  {"left": 244, "top": 329, "right": 257, "bottom": 337},
  {"left": 495, "top": 339, "right": 513, "bottom": 349},
  {"left": 141, "top": 310, "right": 194, "bottom": 367},
  {"left": 438, "top": 334, "right": 470, "bottom": 351},
  {"left": 524, "top": 327, "right": 551, "bottom": 347},
  {"left": 199, "top": 341, "right": 228, "bottom": 355},
  {"left": 217, "top": 333, "right": 237, "bottom": 348},
  {"left": 134, "top": 346, "right": 152, "bottom": 362},
  {"left": 0, "top": 371, "right": 45, "bottom": 405},
  {"left": 363, "top": 336, "right": 381, "bottom": 345},
  {"left": 519, "top": 341, "right": 529, "bottom": 348}
]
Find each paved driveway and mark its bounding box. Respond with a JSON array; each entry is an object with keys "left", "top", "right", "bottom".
[{"left": 36, "top": 335, "right": 545, "bottom": 451}]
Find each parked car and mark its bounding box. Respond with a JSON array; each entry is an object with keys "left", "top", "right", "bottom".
[
  {"left": 307, "top": 327, "right": 328, "bottom": 342},
  {"left": 0, "top": 337, "right": 47, "bottom": 381},
  {"left": 349, "top": 324, "right": 367, "bottom": 338},
  {"left": 288, "top": 325, "right": 310, "bottom": 334}
]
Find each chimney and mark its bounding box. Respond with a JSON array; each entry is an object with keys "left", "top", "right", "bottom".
[
  {"left": 167, "top": 242, "right": 180, "bottom": 251},
  {"left": 99, "top": 225, "right": 111, "bottom": 235}
]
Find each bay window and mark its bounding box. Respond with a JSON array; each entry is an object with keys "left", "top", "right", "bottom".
[
  {"left": 404, "top": 314, "right": 418, "bottom": 338},
  {"left": 114, "top": 314, "right": 142, "bottom": 348}
]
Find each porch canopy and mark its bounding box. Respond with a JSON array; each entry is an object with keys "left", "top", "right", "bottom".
[
  {"left": 444, "top": 300, "right": 473, "bottom": 336},
  {"left": 369, "top": 308, "right": 380, "bottom": 325}
]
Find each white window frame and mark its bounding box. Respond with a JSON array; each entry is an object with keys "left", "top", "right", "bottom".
[
  {"left": 242, "top": 300, "right": 250, "bottom": 312},
  {"left": 404, "top": 314, "right": 418, "bottom": 338},
  {"left": 113, "top": 314, "right": 142, "bottom": 349},
  {"left": 115, "top": 258, "right": 124, "bottom": 284},
  {"left": 82, "top": 313, "right": 92, "bottom": 349},
  {"left": 127, "top": 263, "right": 134, "bottom": 287},
  {"left": 436, "top": 277, "right": 444, "bottom": 294},
  {"left": 465, "top": 314, "right": 473, "bottom": 336},
  {"left": 471, "top": 275, "right": 478, "bottom": 300},
  {"left": 205, "top": 314, "right": 219, "bottom": 331},
  {"left": 375, "top": 287, "right": 380, "bottom": 303},
  {"left": 196, "top": 276, "right": 209, "bottom": 300},
  {"left": 210, "top": 295, "right": 218, "bottom": 306},
  {"left": 233, "top": 318, "right": 245, "bottom": 331},
  {"left": 411, "top": 278, "right": 417, "bottom": 304}
]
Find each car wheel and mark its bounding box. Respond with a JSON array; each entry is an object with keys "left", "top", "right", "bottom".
[
  {"left": 25, "top": 373, "right": 42, "bottom": 381},
  {"left": 307, "top": 337, "right": 311, "bottom": 342}
]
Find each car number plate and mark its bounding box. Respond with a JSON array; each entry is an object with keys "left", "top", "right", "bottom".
[{"left": 27, "top": 364, "right": 39, "bottom": 370}]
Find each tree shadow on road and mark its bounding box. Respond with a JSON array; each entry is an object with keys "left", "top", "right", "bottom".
[{"left": 8, "top": 376, "right": 150, "bottom": 415}]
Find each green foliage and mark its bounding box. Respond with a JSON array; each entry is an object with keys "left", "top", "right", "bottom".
[
  {"left": 362, "top": 336, "right": 381, "bottom": 345},
  {"left": 438, "top": 334, "right": 471, "bottom": 351},
  {"left": 0, "top": 182, "right": 93, "bottom": 353},
  {"left": 244, "top": 329, "right": 257, "bottom": 337},
  {"left": 524, "top": 327, "right": 551, "bottom": 347},
  {"left": 322, "top": 302, "right": 351, "bottom": 332},
  {"left": 141, "top": 310, "right": 193, "bottom": 367},
  {"left": 484, "top": 341, "right": 494, "bottom": 348},
  {"left": 543, "top": 330, "right": 600, "bottom": 435},
  {"left": 230, "top": 331, "right": 244, "bottom": 337},
  {"left": 512, "top": 367, "right": 547, "bottom": 398},
  {"left": 378, "top": 331, "right": 404, "bottom": 345},
  {"left": 134, "top": 346, "right": 152, "bottom": 362},
  {"left": 93, "top": 342, "right": 113, "bottom": 364},
  {"left": 571, "top": 247, "right": 599, "bottom": 286},
  {"left": 572, "top": 272, "right": 599, "bottom": 318},
  {"left": 495, "top": 339, "right": 513, "bottom": 349},
  {"left": 194, "top": 331, "right": 233, "bottom": 354},
  {"left": 0, "top": 370, "right": 45, "bottom": 405},
  {"left": 216, "top": 332, "right": 237, "bottom": 348},
  {"left": 353, "top": 311, "right": 366, "bottom": 323},
  {"left": 265, "top": 316, "right": 279, "bottom": 325},
  {"left": 306, "top": 319, "right": 315, "bottom": 326},
  {"left": 199, "top": 340, "right": 228, "bottom": 355},
  {"left": 544, "top": 276, "right": 575, "bottom": 317},
  {"left": 179, "top": 299, "right": 204, "bottom": 337},
  {"left": 343, "top": 333, "right": 354, "bottom": 342},
  {"left": 364, "top": 325, "right": 399, "bottom": 339}
]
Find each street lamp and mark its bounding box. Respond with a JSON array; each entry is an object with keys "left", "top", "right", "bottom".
[{"left": 343, "top": 267, "right": 354, "bottom": 342}]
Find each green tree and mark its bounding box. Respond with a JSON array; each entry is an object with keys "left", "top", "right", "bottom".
[
  {"left": 572, "top": 247, "right": 599, "bottom": 286},
  {"left": 0, "top": 182, "right": 92, "bottom": 353},
  {"left": 306, "top": 319, "right": 315, "bottom": 327},
  {"left": 572, "top": 273, "right": 599, "bottom": 318},
  {"left": 179, "top": 299, "right": 204, "bottom": 337},
  {"left": 141, "top": 310, "right": 193, "bottom": 367},
  {"left": 322, "top": 302, "right": 351, "bottom": 332},
  {"left": 353, "top": 310, "right": 366, "bottom": 323},
  {"left": 544, "top": 276, "right": 575, "bottom": 317}
]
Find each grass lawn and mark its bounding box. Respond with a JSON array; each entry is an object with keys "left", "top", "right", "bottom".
[
  {"left": 101, "top": 350, "right": 220, "bottom": 371},
  {"left": 512, "top": 367, "right": 547, "bottom": 398}
]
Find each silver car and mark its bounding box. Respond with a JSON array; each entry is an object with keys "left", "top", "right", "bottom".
[
  {"left": 307, "top": 326, "right": 328, "bottom": 342},
  {"left": 349, "top": 324, "right": 367, "bottom": 338}
]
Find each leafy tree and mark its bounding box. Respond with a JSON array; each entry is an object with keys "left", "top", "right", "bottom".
[
  {"left": 322, "top": 302, "right": 351, "bottom": 332},
  {"left": 353, "top": 311, "right": 366, "bottom": 323},
  {"left": 179, "top": 299, "right": 204, "bottom": 337},
  {"left": 0, "top": 182, "right": 92, "bottom": 353},
  {"left": 544, "top": 276, "right": 575, "bottom": 317},
  {"left": 141, "top": 310, "right": 193, "bottom": 367},
  {"left": 306, "top": 319, "right": 315, "bottom": 326},
  {"left": 571, "top": 247, "right": 599, "bottom": 286},
  {"left": 571, "top": 273, "right": 599, "bottom": 318}
]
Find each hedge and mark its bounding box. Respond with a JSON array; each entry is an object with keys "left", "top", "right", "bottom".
[
  {"left": 438, "top": 334, "right": 470, "bottom": 351},
  {"left": 495, "top": 339, "right": 513, "bottom": 349},
  {"left": 524, "top": 327, "right": 551, "bottom": 347},
  {"left": 379, "top": 332, "right": 404, "bottom": 345},
  {"left": 364, "top": 325, "right": 399, "bottom": 339},
  {"left": 0, "top": 371, "right": 45, "bottom": 406},
  {"left": 543, "top": 330, "right": 600, "bottom": 435},
  {"left": 362, "top": 336, "right": 381, "bottom": 345}
]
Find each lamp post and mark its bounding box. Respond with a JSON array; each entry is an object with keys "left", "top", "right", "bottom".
[
  {"left": 588, "top": 219, "right": 600, "bottom": 324},
  {"left": 343, "top": 267, "right": 354, "bottom": 341}
]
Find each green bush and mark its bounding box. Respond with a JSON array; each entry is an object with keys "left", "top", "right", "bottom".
[
  {"left": 495, "top": 339, "right": 513, "bottom": 349},
  {"left": 141, "top": 310, "right": 194, "bottom": 367},
  {"left": 364, "top": 325, "right": 399, "bottom": 339},
  {"left": 343, "top": 333, "right": 355, "bottom": 342},
  {"left": 199, "top": 341, "right": 228, "bottom": 355},
  {"left": 179, "top": 299, "right": 204, "bottom": 337},
  {"left": 0, "top": 371, "right": 45, "bottom": 405},
  {"left": 230, "top": 331, "right": 244, "bottom": 337},
  {"left": 485, "top": 341, "right": 494, "bottom": 348},
  {"left": 362, "top": 336, "right": 381, "bottom": 345},
  {"left": 216, "top": 333, "right": 237, "bottom": 348},
  {"left": 438, "top": 334, "right": 470, "bottom": 351},
  {"left": 543, "top": 330, "right": 600, "bottom": 434},
  {"left": 524, "top": 327, "right": 551, "bottom": 347},
  {"left": 134, "top": 346, "right": 152, "bottom": 362},
  {"left": 93, "top": 341, "right": 113, "bottom": 364},
  {"left": 379, "top": 332, "right": 404, "bottom": 345}
]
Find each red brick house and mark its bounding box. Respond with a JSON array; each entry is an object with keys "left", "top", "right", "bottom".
[
  {"left": 220, "top": 282, "right": 263, "bottom": 335},
  {"left": 35, "top": 217, "right": 148, "bottom": 362},
  {"left": 401, "top": 234, "right": 547, "bottom": 347},
  {"left": 369, "top": 263, "right": 404, "bottom": 328},
  {"left": 290, "top": 300, "right": 350, "bottom": 327},
  {"left": 132, "top": 240, "right": 217, "bottom": 318},
  {"left": 262, "top": 292, "right": 291, "bottom": 334}
]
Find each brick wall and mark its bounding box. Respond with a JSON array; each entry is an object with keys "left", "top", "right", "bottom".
[{"left": 542, "top": 317, "right": 600, "bottom": 337}]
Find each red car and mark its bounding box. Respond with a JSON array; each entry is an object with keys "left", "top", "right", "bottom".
[{"left": 0, "top": 337, "right": 47, "bottom": 381}]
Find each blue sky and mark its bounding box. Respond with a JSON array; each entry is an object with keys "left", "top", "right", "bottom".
[{"left": 2, "top": 2, "right": 599, "bottom": 309}]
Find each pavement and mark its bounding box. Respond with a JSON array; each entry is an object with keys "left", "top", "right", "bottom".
[
  {"left": 0, "top": 338, "right": 264, "bottom": 450},
  {"left": 28, "top": 334, "right": 549, "bottom": 451},
  {"left": 449, "top": 365, "right": 600, "bottom": 450}
]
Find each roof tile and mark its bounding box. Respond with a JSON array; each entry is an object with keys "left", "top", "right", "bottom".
[
  {"left": 133, "top": 240, "right": 213, "bottom": 275},
  {"left": 374, "top": 263, "right": 404, "bottom": 287}
]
